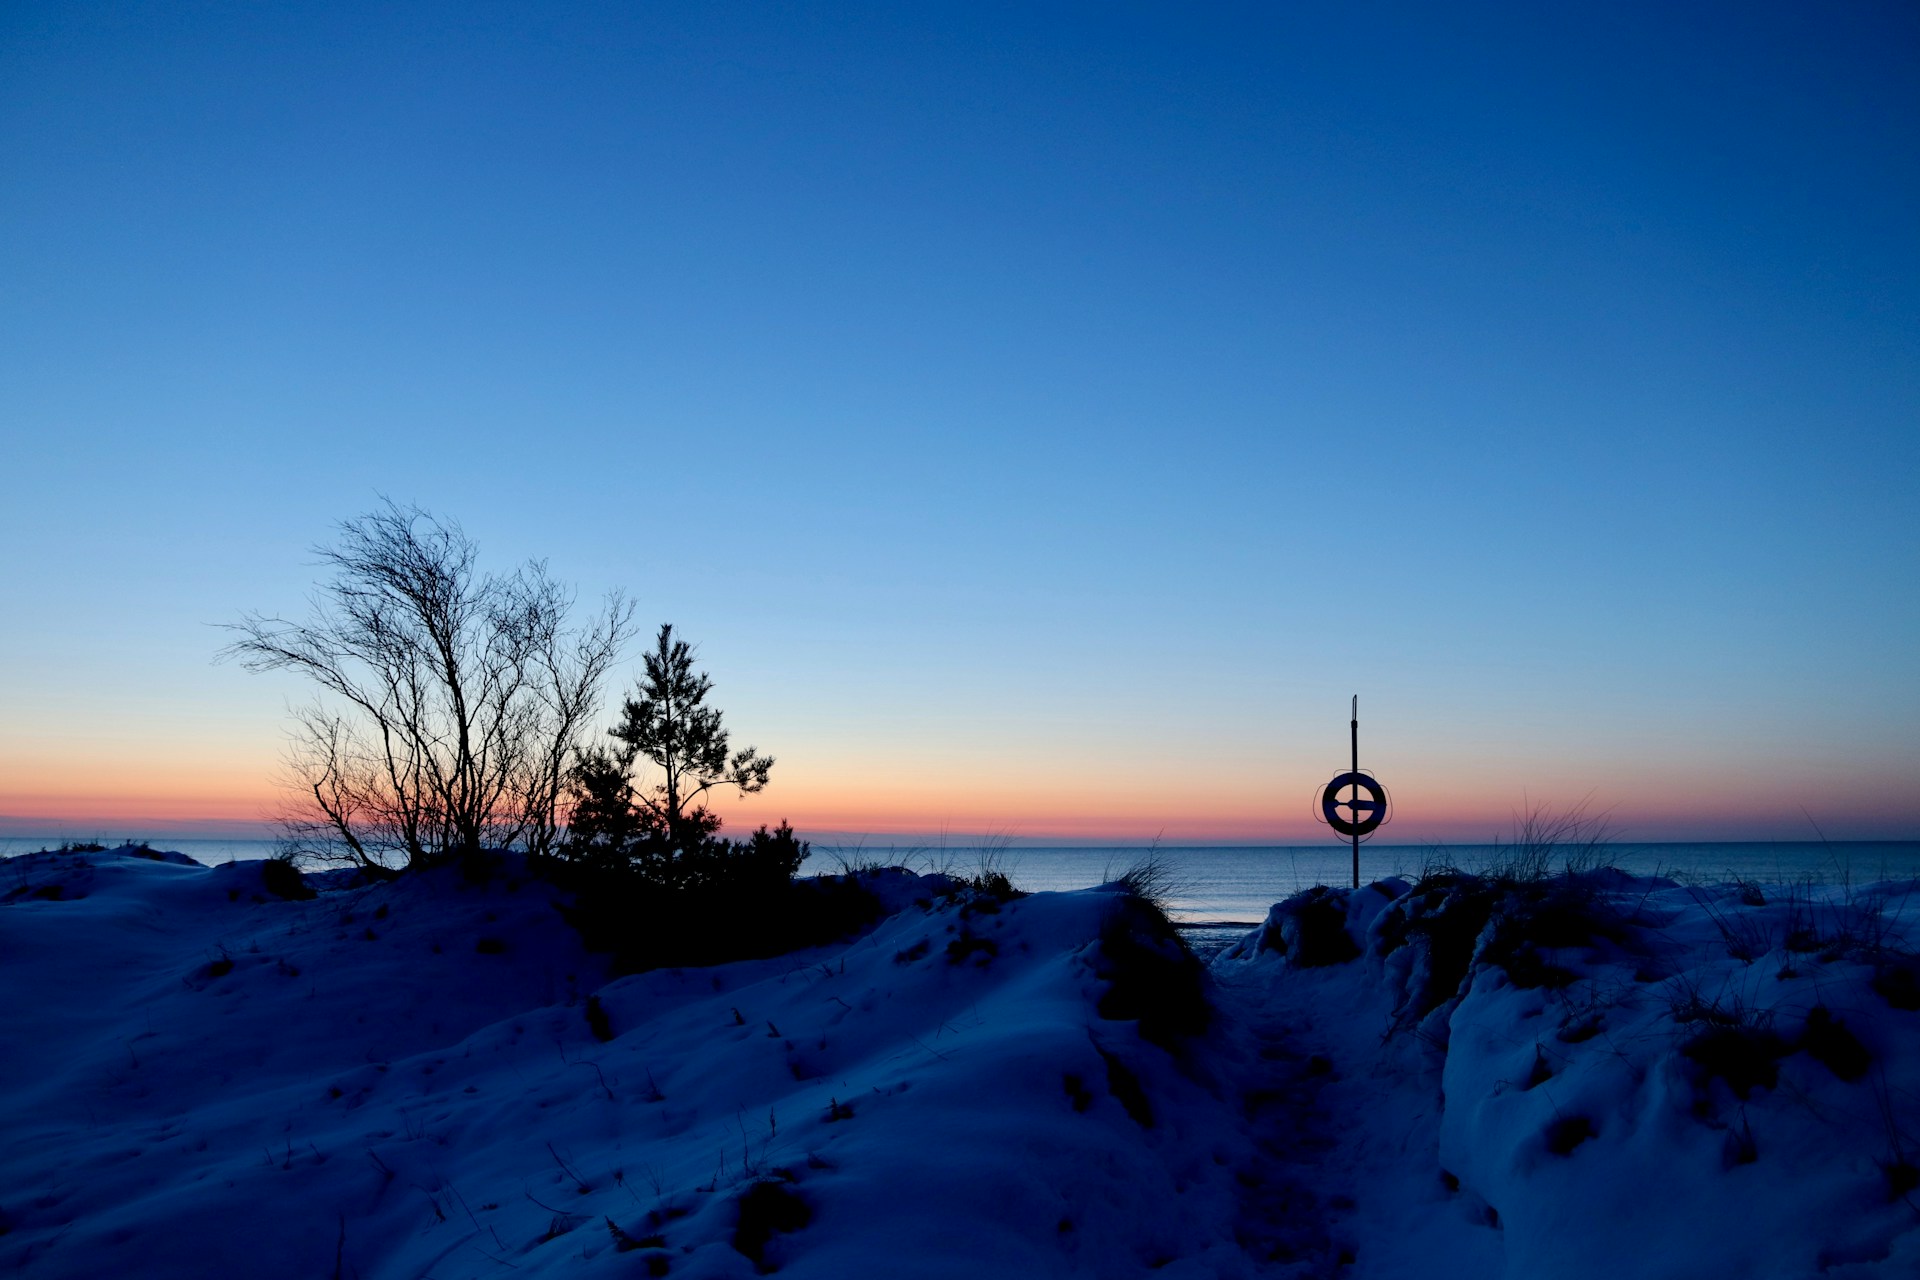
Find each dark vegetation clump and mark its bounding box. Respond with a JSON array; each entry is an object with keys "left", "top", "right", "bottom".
[
  {"left": 1723, "top": 1116, "right": 1760, "bottom": 1166},
  {"left": 1799, "top": 1006, "right": 1869, "bottom": 1082},
  {"left": 957, "top": 865, "right": 1021, "bottom": 902},
  {"left": 926, "top": 846, "right": 1027, "bottom": 907},
  {"left": 1682, "top": 1025, "right": 1790, "bottom": 1099},
  {"left": 1370, "top": 865, "right": 1633, "bottom": 1023},
  {"left": 1100, "top": 847, "right": 1187, "bottom": 918},
  {"left": 1543, "top": 1115, "right": 1595, "bottom": 1155},
  {"left": 1477, "top": 882, "right": 1625, "bottom": 990},
  {"left": 605, "top": 1217, "right": 649, "bottom": 1252},
  {"left": 1372, "top": 874, "right": 1504, "bottom": 1019},
  {"left": 1670, "top": 976, "right": 1880, "bottom": 1105},
  {"left": 731, "top": 1180, "right": 810, "bottom": 1271},
  {"left": 1097, "top": 1046, "right": 1154, "bottom": 1127},
  {"left": 559, "top": 866, "right": 880, "bottom": 974},
  {"left": 945, "top": 934, "right": 998, "bottom": 965},
  {"left": 261, "top": 857, "right": 316, "bottom": 901},
  {"left": 1092, "top": 894, "right": 1209, "bottom": 1046},
  {"left": 585, "top": 995, "right": 613, "bottom": 1043},
  {"left": 1495, "top": 944, "right": 1579, "bottom": 991},
  {"left": 1367, "top": 804, "right": 1633, "bottom": 1023},
  {"left": 1261, "top": 886, "right": 1359, "bottom": 967},
  {"left": 548, "top": 625, "right": 881, "bottom": 970},
  {"left": 1873, "top": 958, "right": 1920, "bottom": 1011}
]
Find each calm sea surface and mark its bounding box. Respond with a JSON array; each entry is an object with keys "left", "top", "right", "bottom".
[
  {"left": 5, "top": 837, "right": 1916, "bottom": 928},
  {"left": 884, "top": 842, "right": 1920, "bottom": 923}
]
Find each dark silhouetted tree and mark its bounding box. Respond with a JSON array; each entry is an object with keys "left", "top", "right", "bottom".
[
  {"left": 620, "top": 623, "right": 774, "bottom": 845},
  {"left": 558, "top": 629, "right": 826, "bottom": 969},
  {"left": 563, "top": 624, "right": 779, "bottom": 884},
  {"left": 222, "top": 501, "right": 635, "bottom": 871}
]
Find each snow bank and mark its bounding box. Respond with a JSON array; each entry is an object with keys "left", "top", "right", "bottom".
[
  {"left": 10, "top": 847, "right": 1913, "bottom": 1278},
  {"left": 1215, "top": 872, "right": 1920, "bottom": 1278},
  {"left": 0, "top": 850, "right": 1257, "bottom": 1278}
]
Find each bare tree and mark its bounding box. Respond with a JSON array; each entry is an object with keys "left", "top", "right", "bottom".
[{"left": 222, "top": 502, "right": 635, "bottom": 871}]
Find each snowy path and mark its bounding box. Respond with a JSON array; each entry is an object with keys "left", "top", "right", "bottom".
[
  {"left": 1210, "top": 965, "right": 1354, "bottom": 1273},
  {"left": 1203, "top": 957, "right": 1506, "bottom": 1280}
]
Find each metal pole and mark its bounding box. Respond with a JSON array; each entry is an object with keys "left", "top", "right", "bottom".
[{"left": 1350, "top": 695, "right": 1359, "bottom": 889}]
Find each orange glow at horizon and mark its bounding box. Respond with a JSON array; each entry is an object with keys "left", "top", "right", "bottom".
[{"left": 4, "top": 746, "right": 1916, "bottom": 843}]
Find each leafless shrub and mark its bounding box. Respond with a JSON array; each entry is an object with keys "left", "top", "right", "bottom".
[
  {"left": 824, "top": 839, "right": 896, "bottom": 876},
  {"left": 1417, "top": 842, "right": 1465, "bottom": 880},
  {"left": 1103, "top": 840, "right": 1194, "bottom": 918},
  {"left": 1484, "top": 796, "right": 1616, "bottom": 881},
  {"left": 1689, "top": 875, "right": 1917, "bottom": 965},
  {"left": 1687, "top": 887, "right": 1780, "bottom": 963},
  {"left": 964, "top": 837, "right": 1023, "bottom": 899},
  {"left": 222, "top": 501, "right": 634, "bottom": 871},
  {"left": 913, "top": 830, "right": 1022, "bottom": 898}
]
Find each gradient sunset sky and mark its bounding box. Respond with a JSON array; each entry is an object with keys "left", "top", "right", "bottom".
[{"left": 3, "top": 2, "right": 1915, "bottom": 844}]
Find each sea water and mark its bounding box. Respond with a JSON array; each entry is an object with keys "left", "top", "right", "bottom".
[
  {"left": 4, "top": 836, "right": 1915, "bottom": 929},
  {"left": 954, "top": 842, "right": 1920, "bottom": 923}
]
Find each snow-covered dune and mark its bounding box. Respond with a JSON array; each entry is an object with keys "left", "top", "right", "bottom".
[
  {"left": 0, "top": 848, "right": 1248, "bottom": 1278},
  {"left": 1213, "top": 872, "right": 1920, "bottom": 1279},
  {"left": 4, "top": 849, "right": 1916, "bottom": 1278}
]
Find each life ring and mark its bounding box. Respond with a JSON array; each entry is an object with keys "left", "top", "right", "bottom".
[{"left": 1320, "top": 771, "right": 1386, "bottom": 837}]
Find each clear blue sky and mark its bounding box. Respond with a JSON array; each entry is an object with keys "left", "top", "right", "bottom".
[{"left": 3, "top": 1, "right": 1916, "bottom": 841}]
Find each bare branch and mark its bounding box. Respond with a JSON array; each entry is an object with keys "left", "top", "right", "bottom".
[{"left": 224, "top": 502, "right": 636, "bottom": 869}]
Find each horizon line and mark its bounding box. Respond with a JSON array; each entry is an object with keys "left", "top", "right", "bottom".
[{"left": 2, "top": 820, "right": 1914, "bottom": 851}]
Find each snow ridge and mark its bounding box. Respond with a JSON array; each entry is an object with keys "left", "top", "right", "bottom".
[
  {"left": 0, "top": 851, "right": 1248, "bottom": 1278},
  {"left": 1213, "top": 871, "right": 1920, "bottom": 1278}
]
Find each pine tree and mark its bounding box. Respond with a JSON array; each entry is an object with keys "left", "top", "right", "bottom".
[
  {"left": 617, "top": 624, "right": 773, "bottom": 847},
  {"left": 562, "top": 624, "right": 776, "bottom": 882}
]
